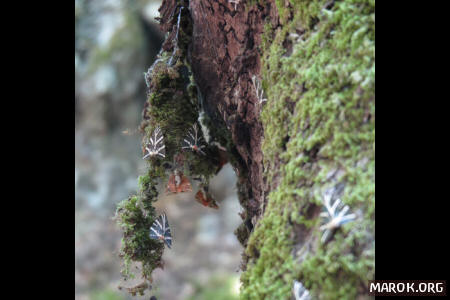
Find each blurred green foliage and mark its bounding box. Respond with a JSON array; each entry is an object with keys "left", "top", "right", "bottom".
[
  {"left": 188, "top": 275, "right": 239, "bottom": 300},
  {"left": 90, "top": 289, "right": 124, "bottom": 300}
]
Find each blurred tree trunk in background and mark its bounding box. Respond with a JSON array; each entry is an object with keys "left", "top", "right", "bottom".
[{"left": 159, "top": 0, "right": 375, "bottom": 299}]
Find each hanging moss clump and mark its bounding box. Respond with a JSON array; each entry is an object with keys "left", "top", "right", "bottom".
[{"left": 115, "top": 0, "right": 235, "bottom": 295}]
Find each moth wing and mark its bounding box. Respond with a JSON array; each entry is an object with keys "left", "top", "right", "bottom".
[
  {"left": 164, "top": 237, "right": 172, "bottom": 249},
  {"left": 339, "top": 216, "right": 356, "bottom": 226},
  {"left": 164, "top": 226, "right": 172, "bottom": 241},
  {"left": 156, "top": 127, "right": 164, "bottom": 142},
  {"left": 166, "top": 174, "right": 176, "bottom": 194},
  {"left": 187, "top": 129, "right": 196, "bottom": 142},
  {"left": 162, "top": 213, "right": 168, "bottom": 230},
  {"left": 149, "top": 221, "right": 162, "bottom": 240},
  {"left": 179, "top": 175, "right": 192, "bottom": 193},
  {"left": 209, "top": 199, "right": 220, "bottom": 209},
  {"left": 159, "top": 145, "right": 166, "bottom": 157},
  {"left": 195, "top": 190, "right": 205, "bottom": 205},
  {"left": 206, "top": 193, "right": 219, "bottom": 209},
  {"left": 182, "top": 137, "right": 192, "bottom": 149},
  {"left": 149, "top": 231, "right": 160, "bottom": 240},
  {"left": 159, "top": 214, "right": 166, "bottom": 232},
  {"left": 195, "top": 190, "right": 202, "bottom": 199},
  {"left": 163, "top": 213, "right": 172, "bottom": 248},
  {"left": 155, "top": 130, "right": 165, "bottom": 154}
]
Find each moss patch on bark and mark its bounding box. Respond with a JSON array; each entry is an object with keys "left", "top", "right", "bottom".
[{"left": 240, "top": 0, "right": 375, "bottom": 299}]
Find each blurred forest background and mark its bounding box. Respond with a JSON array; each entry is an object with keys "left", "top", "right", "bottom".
[{"left": 75, "top": 0, "right": 242, "bottom": 299}]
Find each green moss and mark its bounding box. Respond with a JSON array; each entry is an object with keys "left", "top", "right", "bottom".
[
  {"left": 116, "top": 192, "right": 164, "bottom": 280},
  {"left": 241, "top": 0, "right": 374, "bottom": 299}
]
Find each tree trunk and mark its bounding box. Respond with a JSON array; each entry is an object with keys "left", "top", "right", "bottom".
[{"left": 119, "top": 0, "right": 375, "bottom": 299}]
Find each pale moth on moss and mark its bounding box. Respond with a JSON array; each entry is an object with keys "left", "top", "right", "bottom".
[
  {"left": 182, "top": 123, "right": 206, "bottom": 155},
  {"left": 143, "top": 126, "right": 166, "bottom": 159},
  {"left": 252, "top": 75, "right": 267, "bottom": 104},
  {"left": 293, "top": 280, "right": 311, "bottom": 300},
  {"left": 320, "top": 194, "right": 356, "bottom": 242}
]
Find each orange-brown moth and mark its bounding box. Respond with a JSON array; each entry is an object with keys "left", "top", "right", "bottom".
[
  {"left": 166, "top": 169, "right": 192, "bottom": 194},
  {"left": 195, "top": 186, "right": 219, "bottom": 209}
]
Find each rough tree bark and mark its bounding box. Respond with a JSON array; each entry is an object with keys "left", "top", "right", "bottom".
[
  {"left": 117, "top": 0, "right": 374, "bottom": 299},
  {"left": 184, "top": 1, "right": 374, "bottom": 299}
]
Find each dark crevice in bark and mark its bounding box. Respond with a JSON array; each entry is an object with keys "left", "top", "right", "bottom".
[{"left": 181, "top": 0, "right": 278, "bottom": 268}]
